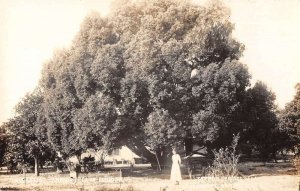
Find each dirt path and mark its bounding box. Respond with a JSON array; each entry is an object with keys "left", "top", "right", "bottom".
[
  {"left": 1, "top": 162, "right": 298, "bottom": 191},
  {"left": 0, "top": 173, "right": 299, "bottom": 191}
]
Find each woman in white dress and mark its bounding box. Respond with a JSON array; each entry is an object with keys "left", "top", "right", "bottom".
[{"left": 170, "top": 149, "right": 182, "bottom": 184}]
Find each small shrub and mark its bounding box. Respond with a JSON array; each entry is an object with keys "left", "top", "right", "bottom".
[
  {"left": 210, "top": 134, "right": 240, "bottom": 177},
  {"left": 293, "top": 156, "right": 300, "bottom": 175}
]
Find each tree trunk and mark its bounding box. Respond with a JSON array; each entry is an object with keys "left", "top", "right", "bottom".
[
  {"left": 126, "top": 138, "right": 172, "bottom": 169},
  {"left": 150, "top": 148, "right": 170, "bottom": 170},
  {"left": 155, "top": 152, "right": 162, "bottom": 171},
  {"left": 126, "top": 139, "right": 157, "bottom": 166},
  {"left": 69, "top": 154, "right": 81, "bottom": 179},
  {"left": 273, "top": 153, "right": 277, "bottom": 163},
  {"left": 34, "top": 155, "right": 39, "bottom": 176},
  {"left": 184, "top": 136, "right": 193, "bottom": 156},
  {"left": 76, "top": 153, "right": 81, "bottom": 174}
]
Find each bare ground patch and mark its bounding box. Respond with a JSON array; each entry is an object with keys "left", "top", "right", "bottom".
[{"left": 0, "top": 162, "right": 299, "bottom": 191}]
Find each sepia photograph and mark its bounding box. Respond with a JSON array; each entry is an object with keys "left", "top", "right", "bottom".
[{"left": 0, "top": 0, "right": 299, "bottom": 190}]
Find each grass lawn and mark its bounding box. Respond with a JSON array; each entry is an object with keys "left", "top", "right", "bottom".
[{"left": 0, "top": 162, "right": 299, "bottom": 191}]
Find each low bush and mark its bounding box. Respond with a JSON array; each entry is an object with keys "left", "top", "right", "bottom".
[{"left": 210, "top": 134, "right": 240, "bottom": 177}]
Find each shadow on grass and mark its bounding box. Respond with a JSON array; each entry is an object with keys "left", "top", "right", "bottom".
[
  {"left": 121, "top": 168, "right": 171, "bottom": 179},
  {"left": 0, "top": 186, "right": 140, "bottom": 191},
  {"left": 94, "top": 186, "right": 139, "bottom": 191},
  {"left": 0, "top": 187, "right": 21, "bottom": 190}
]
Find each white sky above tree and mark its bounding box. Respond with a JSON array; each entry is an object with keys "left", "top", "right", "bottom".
[{"left": 0, "top": 0, "right": 300, "bottom": 124}]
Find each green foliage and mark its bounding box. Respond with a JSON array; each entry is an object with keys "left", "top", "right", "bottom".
[
  {"left": 144, "top": 109, "right": 182, "bottom": 150},
  {"left": 0, "top": 124, "right": 7, "bottom": 166},
  {"left": 3, "top": 89, "right": 53, "bottom": 170},
  {"left": 241, "top": 81, "right": 284, "bottom": 159},
  {"left": 192, "top": 59, "right": 250, "bottom": 150},
  {"left": 73, "top": 94, "right": 120, "bottom": 150},
  {"left": 41, "top": 49, "right": 83, "bottom": 158},
  {"left": 279, "top": 83, "right": 300, "bottom": 155},
  {"left": 2, "top": 117, "right": 27, "bottom": 170}
]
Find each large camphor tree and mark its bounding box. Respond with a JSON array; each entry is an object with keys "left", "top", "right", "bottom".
[{"left": 40, "top": 0, "right": 251, "bottom": 166}]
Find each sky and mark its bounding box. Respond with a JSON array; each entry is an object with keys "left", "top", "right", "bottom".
[{"left": 0, "top": 0, "right": 300, "bottom": 124}]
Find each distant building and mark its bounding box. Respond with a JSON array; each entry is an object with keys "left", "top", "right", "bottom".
[
  {"left": 104, "top": 146, "right": 141, "bottom": 165},
  {"left": 67, "top": 146, "right": 142, "bottom": 165}
]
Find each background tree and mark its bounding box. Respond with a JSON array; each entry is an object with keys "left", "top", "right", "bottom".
[
  {"left": 4, "top": 89, "right": 52, "bottom": 176},
  {"left": 3, "top": 116, "right": 29, "bottom": 172},
  {"left": 240, "top": 81, "right": 281, "bottom": 160},
  {"left": 0, "top": 123, "right": 8, "bottom": 166},
  {"left": 279, "top": 83, "right": 300, "bottom": 156}
]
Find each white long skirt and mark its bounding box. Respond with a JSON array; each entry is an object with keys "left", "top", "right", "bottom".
[{"left": 170, "top": 162, "right": 182, "bottom": 182}]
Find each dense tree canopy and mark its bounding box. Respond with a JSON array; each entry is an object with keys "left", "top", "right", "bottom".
[
  {"left": 240, "top": 82, "right": 284, "bottom": 160},
  {"left": 36, "top": 0, "right": 288, "bottom": 166},
  {"left": 0, "top": 123, "right": 7, "bottom": 165},
  {"left": 39, "top": 0, "right": 250, "bottom": 165},
  {"left": 279, "top": 83, "right": 300, "bottom": 155},
  {"left": 3, "top": 89, "right": 52, "bottom": 175}
]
